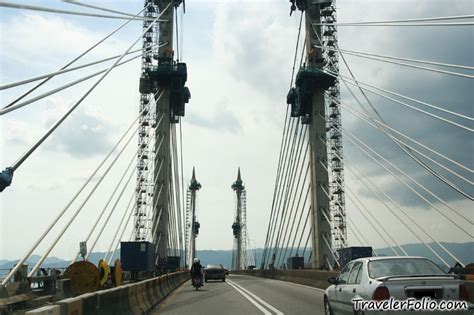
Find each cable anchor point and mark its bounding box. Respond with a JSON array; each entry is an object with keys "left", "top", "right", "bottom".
[{"left": 0, "top": 167, "right": 14, "bottom": 192}]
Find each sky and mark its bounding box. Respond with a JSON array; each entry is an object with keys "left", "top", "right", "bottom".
[{"left": 0, "top": 0, "right": 473, "bottom": 262}]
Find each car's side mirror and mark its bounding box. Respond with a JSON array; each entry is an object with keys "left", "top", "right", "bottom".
[{"left": 328, "top": 277, "right": 338, "bottom": 285}]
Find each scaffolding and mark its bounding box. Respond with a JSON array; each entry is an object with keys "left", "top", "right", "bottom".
[{"left": 321, "top": 0, "right": 347, "bottom": 251}]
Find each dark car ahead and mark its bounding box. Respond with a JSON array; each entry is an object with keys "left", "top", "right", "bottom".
[{"left": 204, "top": 264, "right": 226, "bottom": 282}]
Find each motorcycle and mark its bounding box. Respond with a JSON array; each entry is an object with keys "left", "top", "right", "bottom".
[{"left": 192, "top": 275, "right": 203, "bottom": 291}]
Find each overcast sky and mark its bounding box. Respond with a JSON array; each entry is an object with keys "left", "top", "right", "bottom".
[{"left": 0, "top": 0, "right": 472, "bottom": 261}]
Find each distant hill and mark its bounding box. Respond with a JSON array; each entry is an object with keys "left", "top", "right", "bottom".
[{"left": 1, "top": 242, "right": 472, "bottom": 276}]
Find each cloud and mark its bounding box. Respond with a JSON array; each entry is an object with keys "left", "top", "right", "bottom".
[
  {"left": 187, "top": 98, "right": 241, "bottom": 133},
  {"left": 41, "top": 96, "right": 116, "bottom": 158},
  {"left": 213, "top": 3, "right": 295, "bottom": 102},
  {"left": 335, "top": 0, "right": 474, "bottom": 208},
  {"left": 1, "top": 120, "right": 36, "bottom": 146}
]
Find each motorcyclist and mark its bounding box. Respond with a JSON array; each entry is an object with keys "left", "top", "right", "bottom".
[{"left": 190, "top": 258, "right": 203, "bottom": 285}]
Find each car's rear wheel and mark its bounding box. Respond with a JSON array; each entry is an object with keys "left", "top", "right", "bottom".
[{"left": 324, "top": 297, "right": 333, "bottom": 315}]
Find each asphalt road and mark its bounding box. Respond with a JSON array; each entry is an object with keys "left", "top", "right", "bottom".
[{"left": 152, "top": 274, "right": 326, "bottom": 314}]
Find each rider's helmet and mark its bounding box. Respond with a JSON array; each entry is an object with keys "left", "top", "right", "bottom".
[{"left": 193, "top": 258, "right": 200, "bottom": 264}]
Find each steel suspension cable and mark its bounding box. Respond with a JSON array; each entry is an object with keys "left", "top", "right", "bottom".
[
  {"left": 261, "top": 101, "right": 292, "bottom": 267},
  {"left": 313, "top": 22, "right": 474, "bottom": 27},
  {"left": 2, "top": 4, "right": 150, "bottom": 110},
  {"left": 322, "top": 183, "right": 402, "bottom": 256},
  {"left": 333, "top": 77, "right": 474, "bottom": 200},
  {"left": 7, "top": 4, "right": 170, "bottom": 176},
  {"left": 320, "top": 14, "right": 474, "bottom": 25},
  {"left": 334, "top": 96, "right": 473, "bottom": 174},
  {"left": 344, "top": 130, "right": 473, "bottom": 238},
  {"left": 265, "top": 119, "right": 299, "bottom": 267},
  {"left": 1, "top": 48, "right": 144, "bottom": 90},
  {"left": 0, "top": 2, "right": 156, "bottom": 21},
  {"left": 272, "top": 123, "right": 305, "bottom": 256},
  {"left": 168, "top": 175, "right": 179, "bottom": 257},
  {"left": 343, "top": 154, "right": 463, "bottom": 266},
  {"left": 286, "top": 184, "right": 310, "bottom": 260},
  {"left": 325, "top": 69, "right": 473, "bottom": 127},
  {"left": 346, "top": 221, "right": 364, "bottom": 246},
  {"left": 290, "top": 12, "right": 304, "bottom": 87},
  {"left": 262, "top": 12, "right": 304, "bottom": 268},
  {"left": 104, "top": 189, "right": 135, "bottom": 263},
  {"left": 262, "top": 117, "right": 295, "bottom": 267},
  {"left": 347, "top": 217, "right": 373, "bottom": 252},
  {"left": 296, "top": 207, "right": 311, "bottom": 256},
  {"left": 172, "top": 124, "right": 184, "bottom": 262},
  {"left": 28, "top": 121, "right": 139, "bottom": 277},
  {"left": 71, "top": 149, "right": 138, "bottom": 264},
  {"left": 62, "top": 0, "right": 143, "bottom": 18},
  {"left": 86, "top": 164, "right": 136, "bottom": 260},
  {"left": 110, "top": 203, "right": 136, "bottom": 264},
  {"left": 321, "top": 46, "right": 474, "bottom": 71},
  {"left": 179, "top": 119, "right": 186, "bottom": 265},
  {"left": 0, "top": 103, "right": 140, "bottom": 285},
  {"left": 319, "top": 161, "right": 408, "bottom": 256},
  {"left": 73, "top": 105, "right": 158, "bottom": 263},
  {"left": 309, "top": 17, "right": 473, "bottom": 201},
  {"left": 278, "top": 165, "right": 310, "bottom": 267},
  {"left": 173, "top": 125, "right": 183, "bottom": 258},
  {"left": 342, "top": 104, "right": 474, "bottom": 201},
  {"left": 274, "top": 126, "right": 308, "bottom": 265},
  {"left": 301, "top": 225, "right": 312, "bottom": 259},
  {"left": 0, "top": 53, "right": 143, "bottom": 115},
  {"left": 314, "top": 44, "right": 474, "bottom": 79}
]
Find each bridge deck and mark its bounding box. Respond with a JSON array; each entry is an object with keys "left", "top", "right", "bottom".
[{"left": 152, "top": 274, "right": 326, "bottom": 314}]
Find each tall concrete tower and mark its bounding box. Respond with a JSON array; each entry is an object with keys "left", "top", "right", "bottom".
[
  {"left": 231, "top": 168, "right": 248, "bottom": 270},
  {"left": 186, "top": 167, "right": 201, "bottom": 267}
]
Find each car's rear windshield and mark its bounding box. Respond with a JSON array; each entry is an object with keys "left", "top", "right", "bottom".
[
  {"left": 206, "top": 265, "right": 223, "bottom": 269},
  {"left": 368, "top": 258, "right": 446, "bottom": 279}
]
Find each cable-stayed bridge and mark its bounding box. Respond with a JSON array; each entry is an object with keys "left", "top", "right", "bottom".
[{"left": 0, "top": 0, "right": 473, "bottom": 314}]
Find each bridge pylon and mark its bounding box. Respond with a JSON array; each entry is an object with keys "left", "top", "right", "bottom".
[
  {"left": 186, "top": 167, "right": 201, "bottom": 268},
  {"left": 304, "top": 0, "right": 334, "bottom": 270},
  {"left": 286, "top": 0, "right": 346, "bottom": 269},
  {"left": 135, "top": 0, "right": 190, "bottom": 265},
  {"left": 231, "top": 168, "right": 248, "bottom": 270}
]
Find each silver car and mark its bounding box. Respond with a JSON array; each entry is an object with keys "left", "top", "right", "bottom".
[{"left": 324, "top": 256, "right": 472, "bottom": 315}]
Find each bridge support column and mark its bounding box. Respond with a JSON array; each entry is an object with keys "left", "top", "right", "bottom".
[
  {"left": 152, "top": 1, "right": 174, "bottom": 261},
  {"left": 306, "top": 1, "right": 333, "bottom": 270}
]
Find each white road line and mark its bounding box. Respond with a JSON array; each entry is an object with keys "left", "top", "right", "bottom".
[
  {"left": 227, "top": 280, "right": 272, "bottom": 315},
  {"left": 231, "top": 274, "right": 326, "bottom": 293},
  {"left": 228, "top": 279, "right": 285, "bottom": 315}
]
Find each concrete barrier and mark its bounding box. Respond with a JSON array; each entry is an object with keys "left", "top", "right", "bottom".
[
  {"left": 80, "top": 292, "right": 98, "bottom": 315},
  {"left": 232, "top": 269, "right": 339, "bottom": 290},
  {"left": 25, "top": 305, "right": 60, "bottom": 315},
  {"left": 127, "top": 284, "right": 142, "bottom": 315},
  {"left": 26, "top": 271, "right": 189, "bottom": 315},
  {"left": 97, "top": 287, "right": 121, "bottom": 315},
  {"left": 56, "top": 296, "right": 83, "bottom": 315}
]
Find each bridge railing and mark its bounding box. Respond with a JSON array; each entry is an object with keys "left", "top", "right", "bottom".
[{"left": 25, "top": 271, "right": 189, "bottom": 315}]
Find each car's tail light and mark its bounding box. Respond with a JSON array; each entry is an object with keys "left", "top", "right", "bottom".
[
  {"left": 459, "top": 284, "right": 470, "bottom": 301},
  {"left": 373, "top": 286, "right": 390, "bottom": 301}
]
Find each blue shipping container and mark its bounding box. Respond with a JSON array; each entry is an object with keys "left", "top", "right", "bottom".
[
  {"left": 121, "top": 241, "right": 155, "bottom": 272},
  {"left": 337, "top": 246, "right": 373, "bottom": 268}
]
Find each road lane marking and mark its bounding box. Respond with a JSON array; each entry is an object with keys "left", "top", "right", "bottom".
[
  {"left": 231, "top": 274, "right": 326, "bottom": 292},
  {"left": 227, "top": 280, "right": 272, "bottom": 315},
  {"left": 227, "top": 279, "right": 284, "bottom": 315}
]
